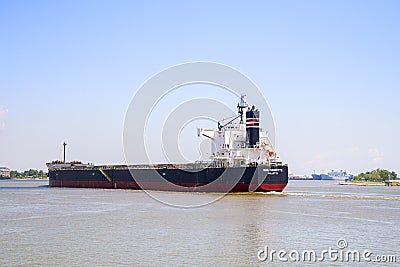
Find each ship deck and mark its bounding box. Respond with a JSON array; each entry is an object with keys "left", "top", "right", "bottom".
[{"left": 49, "top": 162, "right": 287, "bottom": 171}]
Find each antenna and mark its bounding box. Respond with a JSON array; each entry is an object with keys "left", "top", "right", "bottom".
[
  {"left": 63, "top": 142, "right": 67, "bottom": 163},
  {"left": 218, "top": 94, "right": 248, "bottom": 130},
  {"left": 237, "top": 94, "right": 248, "bottom": 123}
]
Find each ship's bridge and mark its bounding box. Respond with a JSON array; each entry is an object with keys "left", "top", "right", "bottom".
[{"left": 197, "top": 95, "right": 277, "bottom": 167}]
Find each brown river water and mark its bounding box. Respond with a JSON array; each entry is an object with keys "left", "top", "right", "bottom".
[{"left": 1, "top": 180, "right": 399, "bottom": 266}]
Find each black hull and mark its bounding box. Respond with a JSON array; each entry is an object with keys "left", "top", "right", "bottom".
[{"left": 48, "top": 165, "right": 288, "bottom": 192}]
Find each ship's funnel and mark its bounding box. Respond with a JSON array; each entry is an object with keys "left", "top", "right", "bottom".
[{"left": 246, "top": 106, "right": 259, "bottom": 146}]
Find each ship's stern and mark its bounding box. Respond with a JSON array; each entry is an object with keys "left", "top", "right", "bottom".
[{"left": 256, "top": 164, "right": 288, "bottom": 192}]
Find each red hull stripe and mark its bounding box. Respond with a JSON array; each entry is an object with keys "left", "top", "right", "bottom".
[
  {"left": 246, "top": 118, "right": 259, "bottom": 122},
  {"left": 49, "top": 180, "right": 287, "bottom": 192},
  {"left": 246, "top": 123, "right": 259, "bottom": 127}
]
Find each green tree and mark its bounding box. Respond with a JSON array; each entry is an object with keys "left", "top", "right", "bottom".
[
  {"left": 10, "top": 170, "right": 20, "bottom": 178},
  {"left": 9, "top": 169, "right": 47, "bottom": 179},
  {"left": 353, "top": 169, "right": 398, "bottom": 182}
]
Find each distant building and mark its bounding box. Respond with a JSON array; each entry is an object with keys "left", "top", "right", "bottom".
[{"left": 0, "top": 167, "right": 10, "bottom": 178}]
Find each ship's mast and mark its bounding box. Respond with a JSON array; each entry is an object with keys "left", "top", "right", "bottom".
[
  {"left": 63, "top": 142, "right": 67, "bottom": 163},
  {"left": 237, "top": 94, "right": 248, "bottom": 124},
  {"left": 217, "top": 95, "right": 248, "bottom": 130}
]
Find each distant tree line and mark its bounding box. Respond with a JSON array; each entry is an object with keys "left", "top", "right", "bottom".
[
  {"left": 10, "top": 169, "right": 47, "bottom": 178},
  {"left": 353, "top": 169, "right": 397, "bottom": 182}
]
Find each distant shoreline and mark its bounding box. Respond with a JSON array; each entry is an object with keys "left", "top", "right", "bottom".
[
  {"left": 9, "top": 177, "right": 48, "bottom": 181},
  {"left": 339, "top": 181, "right": 399, "bottom": 186}
]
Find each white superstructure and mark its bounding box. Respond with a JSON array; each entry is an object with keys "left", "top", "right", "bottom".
[{"left": 197, "top": 95, "right": 278, "bottom": 167}]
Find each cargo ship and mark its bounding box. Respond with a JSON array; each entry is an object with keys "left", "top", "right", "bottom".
[
  {"left": 47, "top": 95, "right": 288, "bottom": 192},
  {"left": 312, "top": 170, "right": 353, "bottom": 181}
]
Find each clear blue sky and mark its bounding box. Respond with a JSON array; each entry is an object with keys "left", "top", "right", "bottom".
[{"left": 0, "top": 0, "right": 399, "bottom": 175}]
